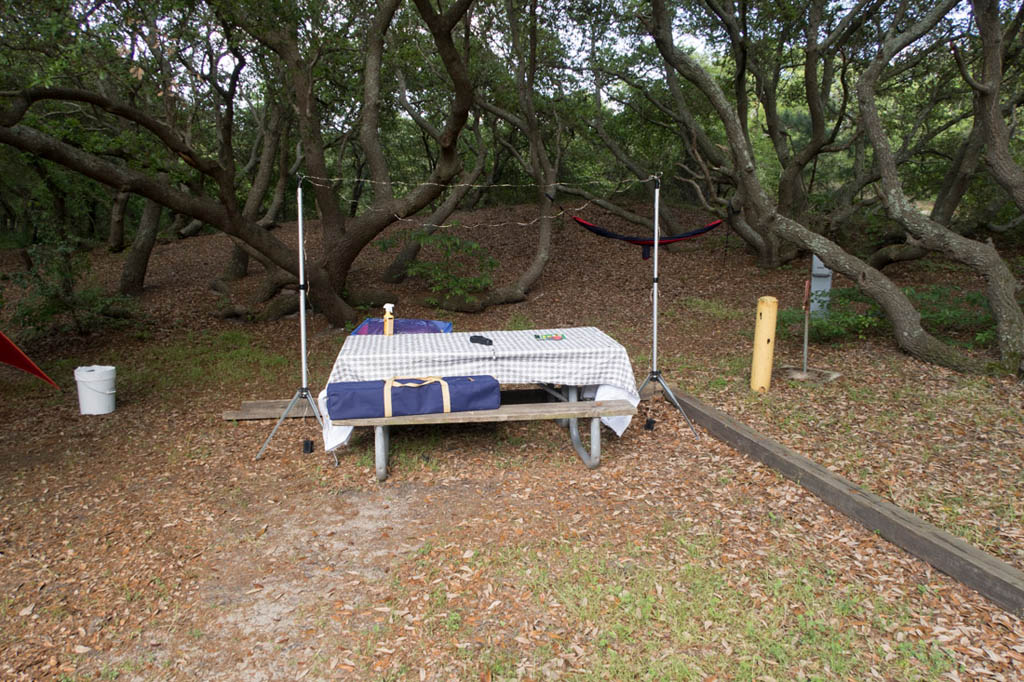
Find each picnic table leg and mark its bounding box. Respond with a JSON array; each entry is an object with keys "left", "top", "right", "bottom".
[
  {"left": 548, "top": 385, "right": 569, "bottom": 428},
  {"left": 567, "top": 416, "right": 601, "bottom": 468},
  {"left": 374, "top": 425, "right": 390, "bottom": 482},
  {"left": 565, "top": 386, "right": 601, "bottom": 468}
]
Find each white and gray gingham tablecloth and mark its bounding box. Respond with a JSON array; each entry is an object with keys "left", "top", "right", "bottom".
[
  {"left": 327, "top": 327, "right": 638, "bottom": 398},
  {"left": 319, "top": 327, "right": 639, "bottom": 451}
]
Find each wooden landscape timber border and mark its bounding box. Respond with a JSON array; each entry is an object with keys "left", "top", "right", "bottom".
[{"left": 662, "top": 386, "right": 1024, "bottom": 617}]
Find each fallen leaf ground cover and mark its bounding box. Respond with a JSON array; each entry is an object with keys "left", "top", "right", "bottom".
[{"left": 1, "top": 203, "right": 1023, "bottom": 680}]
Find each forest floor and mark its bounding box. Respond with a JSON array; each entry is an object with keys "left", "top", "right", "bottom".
[{"left": 1, "top": 202, "right": 1024, "bottom": 681}]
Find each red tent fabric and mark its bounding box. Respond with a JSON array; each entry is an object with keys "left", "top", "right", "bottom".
[{"left": 0, "top": 331, "right": 59, "bottom": 389}]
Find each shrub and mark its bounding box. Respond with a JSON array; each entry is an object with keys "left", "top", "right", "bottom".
[
  {"left": 778, "top": 286, "right": 995, "bottom": 347},
  {"left": 404, "top": 230, "right": 497, "bottom": 305},
  {"left": 10, "top": 241, "right": 137, "bottom": 340}
]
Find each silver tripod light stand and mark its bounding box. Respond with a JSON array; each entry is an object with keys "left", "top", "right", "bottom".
[
  {"left": 637, "top": 177, "right": 699, "bottom": 439},
  {"left": 255, "top": 176, "right": 325, "bottom": 460}
]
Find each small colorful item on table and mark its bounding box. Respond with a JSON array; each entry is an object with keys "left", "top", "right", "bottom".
[{"left": 534, "top": 333, "right": 564, "bottom": 341}]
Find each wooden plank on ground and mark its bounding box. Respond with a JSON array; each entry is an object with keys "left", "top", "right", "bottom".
[
  {"left": 664, "top": 387, "right": 1024, "bottom": 616},
  {"left": 223, "top": 399, "right": 318, "bottom": 421}
]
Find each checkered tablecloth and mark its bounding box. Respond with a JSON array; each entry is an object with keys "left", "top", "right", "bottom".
[{"left": 326, "top": 327, "right": 639, "bottom": 402}]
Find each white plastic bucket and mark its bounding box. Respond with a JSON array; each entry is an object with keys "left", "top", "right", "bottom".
[{"left": 75, "top": 365, "right": 116, "bottom": 415}]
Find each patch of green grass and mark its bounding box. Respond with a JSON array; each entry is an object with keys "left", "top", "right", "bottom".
[
  {"left": 476, "top": 648, "right": 520, "bottom": 678},
  {"left": 717, "top": 354, "right": 749, "bottom": 377},
  {"left": 680, "top": 296, "right": 746, "bottom": 321},
  {"left": 389, "top": 431, "right": 443, "bottom": 472},
  {"left": 669, "top": 354, "right": 699, "bottom": 373},
  {"left": 126, "top": 329, "right": 288, "bottom": 396},
  {"left": 0, "top": 353, "right": 79, "bottom": 402},
  {"left": 498, "top": 428, "right": 528, "bottom": 448},
  {"left": 491, "top": 529, "right": 955, "bottom": 681},
  {"left": 705, "top": 377, "right": 729, "bottom": 390},
  {"left": 505, "top": 311, "right": 536, "bottom": 331},
  {"left": 443, "top": 610, "right": 463, "bottom": 631},
  {"left": 96, "top": 657, "right": 152, "bottom": 681},
  {"left": 355, "top": 449, "right": 374, "bottom": 469},
  {"left": 845, "top": 384, "right": 878, "bottom": 403}
]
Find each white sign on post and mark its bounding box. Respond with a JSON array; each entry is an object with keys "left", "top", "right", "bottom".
[{"left": 810, "top": 255, "right": 833, "bottom": 316}]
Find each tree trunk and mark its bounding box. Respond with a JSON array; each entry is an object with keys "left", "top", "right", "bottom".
[
  {"left": 868, "top": 243, "right": 928, "bottom": 270},
  {"left": 221, "top": 242, "right": 250, "bottom": 281},
  {"left": 177, "top": 218, "right": 204, "bottom": 238},
  {"left": 856, "top": 0, "right": 1024, "bottom": 375},
  {"left": 650, "top": 1, "right": 791, "bottom": 267},
  {"left": 462, "top": 124, "right": 503, "bottom": 210},
  {"left": 457, "top": 0, "right": 556, "bottom": 310},
  {"left": 252, "top": 0, "right": 474, "bottom": 323},
  {"left": 107, "top": 188, "right": 129, "bottom": 253},
  {"left": 869, "top": 123, "right": 985, "bottom": 270},
  {"left": 966, "top": 0, "right": 1024, "bottom": 213},
  {"left": 478, "top": 173, "right": 556, "bottom": 309},
  {"left": 119, "top": 193, "right": 162, "bottom": 296},
  {"left": 383, "top": 101, "right": 487, "bottom": 285}
]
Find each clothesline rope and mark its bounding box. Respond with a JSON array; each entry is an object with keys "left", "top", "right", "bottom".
[
  {"left": 290, "top": 174, "right": 726, "bottom": 237},
  {"left": 297, "top": 173, "right": 658, "bottom": 192},
  {"left": 292, "top": 173, "right": 663, "bottom": 231}
]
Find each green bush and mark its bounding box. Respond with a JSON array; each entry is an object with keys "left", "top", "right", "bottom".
[
  {"left": 777, "top": 288, "right": 886, "bottom": 342},
  {"left": 11, "top": 242, "right": 137, "bottom": 340},
  {"left": 778, "top": 286, "right": 995, "bottom": 347},
  {"left": 404, "top": 230, "right": 497, "bottom": 305}
]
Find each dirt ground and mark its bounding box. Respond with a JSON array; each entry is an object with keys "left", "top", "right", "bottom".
[{"left": 1, "top": 203, "right": 1024, "bottom": 680}]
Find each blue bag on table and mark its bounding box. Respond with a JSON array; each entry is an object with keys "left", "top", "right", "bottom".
[
  {"left": 326, "top": 375, "right": 500, "bottom": 420},
  {"left": 351, "top": 318, "right": 453, "bottom": 335}
]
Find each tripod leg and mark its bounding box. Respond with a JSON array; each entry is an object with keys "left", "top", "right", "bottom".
[
  {"left": 301, "top": 389, "right": 324, "bottom": 429},
  {"left": 303, "top": 390, "right": 336, "bottom": 466},
  {"left": 657, "top": 376, "right": 700, "bottom": 440},
  {"left": 298, "top": 389, "right": 337, "bottom": 466},
  {"left": 255, "top": 390, "right": 303, "bottom": 460}
]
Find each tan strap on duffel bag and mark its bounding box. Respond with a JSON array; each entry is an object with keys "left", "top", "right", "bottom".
[{"left": 383, "top": 377, "right": 452, "bottom": 418}]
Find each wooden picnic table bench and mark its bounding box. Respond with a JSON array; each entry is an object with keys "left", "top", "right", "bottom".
[{"left": 331, "top": 386, "right": 636, "bottom": 481}]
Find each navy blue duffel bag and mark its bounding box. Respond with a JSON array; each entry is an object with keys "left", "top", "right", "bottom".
[{"left": 326, "top": 375, "right": 500, "bottom": 420}]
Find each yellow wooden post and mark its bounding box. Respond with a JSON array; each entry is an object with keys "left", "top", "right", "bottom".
[{"left": 750, "top": 296, "right": 778, "bottom": 393}]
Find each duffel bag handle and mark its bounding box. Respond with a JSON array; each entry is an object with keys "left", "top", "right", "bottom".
[{"left": 383, "top": 377, "right": 451, "bottom": 417}]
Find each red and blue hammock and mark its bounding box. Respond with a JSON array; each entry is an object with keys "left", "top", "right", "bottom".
[{"left": 571, "top": 215, "right": 723, "bottom": 259}]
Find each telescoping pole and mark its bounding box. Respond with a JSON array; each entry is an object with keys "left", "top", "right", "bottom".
[
  {"left": 298, "top": 181, "right": 310, "bottom": 392},
  {"left": 652, "top": 178, "right": 660, "bottom": 373},
  {"left": 638, "top": 176, "right": 699, "bottom": 439},
  {"left": 255, "top": 176, "right": 327, "bottom": 463}
]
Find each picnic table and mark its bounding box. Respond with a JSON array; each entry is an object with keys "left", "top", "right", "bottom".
[{"left": 317, "top": 327, "right": 640, "bottom": 480}]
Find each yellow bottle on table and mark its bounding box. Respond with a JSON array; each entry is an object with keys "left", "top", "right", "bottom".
[{"left": 383, "top": 303, "right": 395, "bottom": 336}]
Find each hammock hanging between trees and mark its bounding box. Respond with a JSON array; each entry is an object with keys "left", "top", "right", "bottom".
[{"left": 571, "top": 215, "right": 723, "bottom": 259}]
